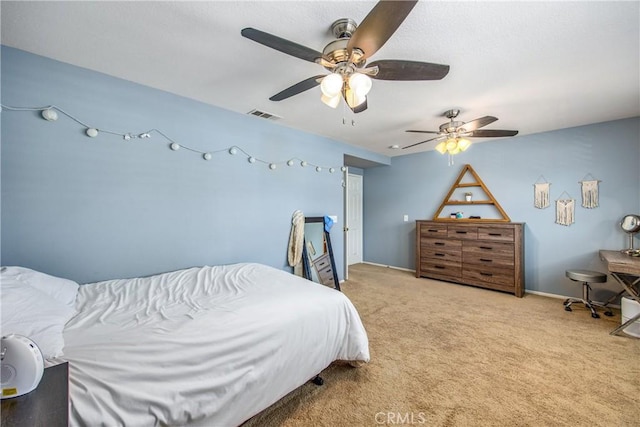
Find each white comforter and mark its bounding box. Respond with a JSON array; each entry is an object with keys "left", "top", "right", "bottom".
[{"left": 62, "top": 263, "right": 369, "bottom": 426}]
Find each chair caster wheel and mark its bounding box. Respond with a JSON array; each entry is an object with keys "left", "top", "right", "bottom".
[
  {"left": 591, "top": 312, "right": 600, "bottom": 319},
  {"left": 565, "top": 306, "right": 572, "bottom": 312},
  {"left": 604, "top": 311, "right": 613, "bottom": 317},
  {"left": 311, "top": 375, "right": 324, "bottom": 386}
]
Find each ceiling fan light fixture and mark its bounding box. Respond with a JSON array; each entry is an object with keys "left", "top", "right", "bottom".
[
  {"left": 321, "top": 93, "right": 341, "bottom": 108},
  {"left": 457, "top": 138, "right": 471, "bottom": 151},
  {"left": 445, "top": 139, "right": 458, "bottom": 152},
  {"left": 344, "top": 86, "right": 366, "bottom": 108},
  {"left": 320, "top": 73, "right": 343, "bottom": 97},
  {"left": 348, "top": 72, "right": 372, "bottom": 96},
  {"left": 434, "top": 141, "right": 447, "bottom": 154}
]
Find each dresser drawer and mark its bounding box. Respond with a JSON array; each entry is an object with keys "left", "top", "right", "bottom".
[
  {"left": 318, "top": 269, "right": 336, "bottom": 287},
  {"left": 447, "top": 225, "right": 478, "bottom": 240},
  {"left": 463, "top": 242, "right": 514, "bottom": 267},
  {"left": 420, "top": 260, "right": 461, "bottom": 278},
  {"left": 313, "top": 254, "right": 332, "bottom": 271},
  {"left": 313, "top": 254, "right": 335, "bottom": 287},
  {"left": 419, "top": 223, "right": 448, "bottom": 237},
  {"left": 421, "top": 248, "right": 461, "bottom": 263},
  {"left": 421, "top": 238, "right": 462, "bottom": 251},
  {"left": 463, "top": 266, "right": 515, "bottom": 287},
  {"left": 478, "top": 226, "right": 514, "bottom": 242}
]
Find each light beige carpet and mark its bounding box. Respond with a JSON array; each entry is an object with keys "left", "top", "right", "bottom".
[{"left": 245, "top": 263, "right": 639, "bottom": 426}]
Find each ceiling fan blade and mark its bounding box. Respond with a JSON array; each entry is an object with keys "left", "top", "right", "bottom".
[
  {"left": 402, "top": 135, "right": 444, "bottom": 150},
  {"left": 467, "top": 129, "right": 519, "bottom": 138},
  {"left": 457, "top": 116, "right": 498, "bottom": 132},
  {"left": 405, "top": 129, "right": 440, "bottom": 134},
  {"left": 241, "top": 28, "right": 324, "bottom": 63},
  {"left": 269, "top": 75, "right": 325, "bottom": 101},
  {"left": 347, "top": 0, "right": 418, "bottom": 60},
  {"left": 368, "top": 60, "right": 450, "bottom": 81}
]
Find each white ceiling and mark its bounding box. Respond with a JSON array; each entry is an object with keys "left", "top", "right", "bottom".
[{"left": 2, "top": 1, "right": 639, "bottom": 157}]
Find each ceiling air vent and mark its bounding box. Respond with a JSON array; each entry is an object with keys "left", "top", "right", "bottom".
[{"left": 247, "top": 109, "right": 282, "bottom": 121}]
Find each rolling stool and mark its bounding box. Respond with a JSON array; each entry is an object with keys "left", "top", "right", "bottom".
[{"left": 564, "top": 270, "right": 609, "bottom": 318}]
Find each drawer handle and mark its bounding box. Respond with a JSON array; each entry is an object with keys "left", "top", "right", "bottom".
[
  {"left": 428, "top": 229, "right": 440, "bottom": 232},
  {"left": 435, "top": 265, "right": 446, "bottom": 269},
  {"left": 488, "top": 233, "right": 502, "bottom": 236},
  {"left": 435, "top": 242, "right": 445, "bottom": 246},
  {"left": 435, "top": 253, "right": 445, "bottom": 257},
  {"left": 479, "top": 246, "right": 493, "bottom": 250},
  {"left": 480, "top": 258, "right": 493, "bottom": 263},
  {"left": 455, "top": 231, "right": 467, "bottom": 234},
  {"left": 480, "top": 272, "right": 493, "bottom": 277}
]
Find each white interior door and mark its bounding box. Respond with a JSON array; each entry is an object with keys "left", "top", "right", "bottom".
[{"left": 347, "top": 173, "right": 363, "bottom": 265}]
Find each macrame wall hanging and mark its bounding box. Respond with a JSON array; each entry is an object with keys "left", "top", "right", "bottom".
[
  {"left": 555, "top": 191, "right": 575, "bottom": 226},
  {"left": 533, "top": 175, "right": 551, "bottom": 209},
  {"left": 579, "top": 174, "right": 600, "bottom": 209}
]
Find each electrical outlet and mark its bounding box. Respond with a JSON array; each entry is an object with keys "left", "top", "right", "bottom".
[
  {"left": 403, "top": 214, "right": 409, "bottom": 222},
  {"left": 329, "top": 215, "right": 338, "bottom": 223}
]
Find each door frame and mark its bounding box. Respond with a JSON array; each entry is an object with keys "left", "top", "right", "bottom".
[{"left": 343, "top": 169, "right": 364, "bottom": 280}]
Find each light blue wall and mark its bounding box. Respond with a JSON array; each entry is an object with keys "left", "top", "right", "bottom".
[
  {"left": 3, "top": 46, "right": 639, "bottom": 300},
  {"left": 364, "top": 117, "right": 640, "bottom": 298},
  {"left": 0, "top": 47, "right": 387, "bottom": 284}
]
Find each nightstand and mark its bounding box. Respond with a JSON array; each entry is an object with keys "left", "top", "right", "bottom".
[{"left": 1, "top": 361, "right": 69, "bottom": 426}]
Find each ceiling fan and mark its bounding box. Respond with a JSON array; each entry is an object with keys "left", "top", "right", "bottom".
[
  {"left": 403, "top": 109, "right": 519, "bottom": 153},
  {"left": 241, "top": 0, "right": 449, "bottom": 113}
]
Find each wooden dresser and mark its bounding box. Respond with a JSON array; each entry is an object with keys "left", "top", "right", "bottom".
[{"left": 415, "top": 220, "right": 525, "bottom": 297}]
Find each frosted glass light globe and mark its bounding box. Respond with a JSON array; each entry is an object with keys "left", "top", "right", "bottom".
[
  {"left": 348, "top": 73, "right": 372, "bottom": 96},
  {"left": 320, "top": 73, "right": 343, "bottom": 97}
]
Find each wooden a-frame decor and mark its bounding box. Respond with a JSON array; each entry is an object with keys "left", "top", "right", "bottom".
[{"left": 433, "top": 164, "right": 511, "bottom": 222}]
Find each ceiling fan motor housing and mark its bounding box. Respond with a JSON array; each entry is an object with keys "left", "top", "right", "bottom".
[
  {"left": 444, "top": 109, "right": 461, "bottom": 119},
  {"left": 330, "top": 18, "right": 357, "bottom": 39},
  {"left": 441, "top": 121, "right": 464, "bottom": 133}
]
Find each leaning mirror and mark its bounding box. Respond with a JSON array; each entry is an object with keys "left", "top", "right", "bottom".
[
  {"left": 620, "top": 214, "right": 640, "bottom": 255},
  {"left": 302, "top": 217, "right": 341, "bottom": 291}
]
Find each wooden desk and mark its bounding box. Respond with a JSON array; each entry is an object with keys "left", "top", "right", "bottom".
[
  {"left": 599, "top": 250, "right": 640, "bottom": 337},
  {"left": 1, "top": 362, "right": 69, "bottom": 426}
]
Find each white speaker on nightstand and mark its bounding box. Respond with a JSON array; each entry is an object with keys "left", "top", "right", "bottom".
[{"left": 0, "top": 334, "right": 44, "bottom": 399}]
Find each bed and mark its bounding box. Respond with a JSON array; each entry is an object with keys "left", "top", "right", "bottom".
[{"left": 1, "top": 262, "right": 370, "bottom": 426}]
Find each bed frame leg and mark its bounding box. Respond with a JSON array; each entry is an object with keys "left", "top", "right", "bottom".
[{"left": 311, "top": 375, "right": 324, "bottom": 386}]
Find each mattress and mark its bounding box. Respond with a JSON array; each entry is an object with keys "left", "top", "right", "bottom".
[{"left": 62, "top": 262, "right": 369, "bottom": 426}]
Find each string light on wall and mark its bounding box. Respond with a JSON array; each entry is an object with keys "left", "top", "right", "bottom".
[
  {"left": 41, "top": 108, "right": 58, "bottom": 121},
  {"left": 1, "top": 104, "right": 346, "bottom": 174}
]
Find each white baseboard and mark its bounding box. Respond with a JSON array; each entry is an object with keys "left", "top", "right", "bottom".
[
  {"left": 524, "top": 290, "right": 567, "bottom": 299},
  {"left": 358, "top": 262, "right": 622, "bottom": 308},
  {"left": 361, "top": 261, "right": 414, "bottom": 273}
]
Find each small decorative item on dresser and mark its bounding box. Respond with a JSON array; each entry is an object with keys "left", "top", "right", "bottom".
[{"left": 465, "top": 192, "right": 473, "bottom": 202}]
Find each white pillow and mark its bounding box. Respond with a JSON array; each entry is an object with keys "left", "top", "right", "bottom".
[
  {"left": 1, "top": 277, "right": 76, "bottom": 359},
  {"left": 1, "top": 266, "right": 79, "bottom": 308}
]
